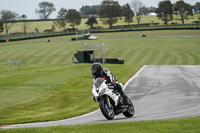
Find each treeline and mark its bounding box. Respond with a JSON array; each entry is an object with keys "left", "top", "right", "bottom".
[
  {"left": 80, "top": 5, "right": 100, "bottom": 15},
  {"left": 0, "top": 0, "right": 200, "bottom": 37}
]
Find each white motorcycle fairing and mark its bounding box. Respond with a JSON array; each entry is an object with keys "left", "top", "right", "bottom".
[{"left": 92, "top": 80, "right": 119, "bottom": 106}]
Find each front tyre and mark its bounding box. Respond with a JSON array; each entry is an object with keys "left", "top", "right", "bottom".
[
  {"left": 123, "top": 97, "right": 135, "bottom": 117},
  {"left": 99, "top": 98, "right": 114, "bottom": 120}
]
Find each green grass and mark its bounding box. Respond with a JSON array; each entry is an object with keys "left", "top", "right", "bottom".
[
  {"left": 0, "top": 64, "right": 140, "bottom": 125},
  {"left": 0, "top": 30, "right": 200, "bottom": 125},
  {"left": 2, "top": 30, "right": 200, "bottom": 66},
  {"left": 1, "top": 116, "right": 200, "bottom": 133}
]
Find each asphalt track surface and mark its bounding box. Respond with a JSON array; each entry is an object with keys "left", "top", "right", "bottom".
[{"left": 1, "top": 65, "right": 200, "bottom": 129}]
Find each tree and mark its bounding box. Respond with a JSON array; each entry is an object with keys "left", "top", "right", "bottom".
[
  {"left": 0, "top": 10, "right": 19, "bottom": 36},
  {"left": 35, "top": 1, "right": 56, "bottom": 19},
  {"left": 98, "top": 0, "right": 122, "bottom": 29},
  {"left": 193, "top": 2, "right": 200, "bottom": 14},
  {"left": 54, "top": 8, "right": 68, "bottom": 30},
  {"left": 173, "top": 0, "right": 193, "bottom": 24},
  {"left": 155, "top": 0, "right": 173, "bottom": 25},
  {"left": 80, "top": 5, "right": 100, "bottom": 15},
  {"left": 140, "top": 7, "right": 149, "bottom": 15},
  {"left": 20, "top": 14, "right": 30, "bottom": 34},
  {"left": 66, "top": 9, "right": 81, "bottom": 29},
  {"left": 193, "top": 2, "right": 200, "bottom": 20},
  {"left": 122, "top": 3, "right": 134, "bottom": 25},
  {"left": 148, "top": 6, "right": 157, "bottom": 13},
  {"left": 0, "top": 20, "right": 3, "bottom": 33},
  {"left": 85, "top": 16, "right": 98, "bottom": 29},
  {"left": 130, "top": 0, "right": 145, "bottom": 25}
]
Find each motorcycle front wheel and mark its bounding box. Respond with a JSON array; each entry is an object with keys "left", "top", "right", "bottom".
[
  {"left": 123, "top": 97, "right": 135, "bottom": 117},
  {"left": 99, "top": 98, "right": 114, "bottom": 120}
]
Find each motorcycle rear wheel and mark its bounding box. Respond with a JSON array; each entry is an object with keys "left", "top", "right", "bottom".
[{"left": 99, "top": 98, "right": 114, "bottom": 120}]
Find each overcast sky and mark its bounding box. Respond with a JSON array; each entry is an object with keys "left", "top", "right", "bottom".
[{"left": 0, "top": 0, "right": 198, "bottom": 19}]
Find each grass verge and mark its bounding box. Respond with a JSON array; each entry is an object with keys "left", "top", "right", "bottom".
[{"left": 1, "top": 116, "right": 200, "bottom": 133}]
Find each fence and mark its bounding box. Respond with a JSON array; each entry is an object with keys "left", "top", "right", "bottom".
[{"left": 0, "top": 23, "right": 199, "bottom": 42}]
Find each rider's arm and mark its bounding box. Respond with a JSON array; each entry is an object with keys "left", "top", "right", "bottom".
[{"left": 103, "top": 68, "right": 116, "bottom": 85}]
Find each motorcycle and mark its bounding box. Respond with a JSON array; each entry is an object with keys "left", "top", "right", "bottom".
[{"left": 92, "top": 78, "right": 135, "bottom": 120}]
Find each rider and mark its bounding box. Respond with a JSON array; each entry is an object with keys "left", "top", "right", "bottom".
[{"left": 91, "top": 62, "right": 130, "bottom": 105}]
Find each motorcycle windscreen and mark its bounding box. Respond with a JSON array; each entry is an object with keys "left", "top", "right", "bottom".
[{"left": 94, "top": 78, "right": 105, "bottom": 88}]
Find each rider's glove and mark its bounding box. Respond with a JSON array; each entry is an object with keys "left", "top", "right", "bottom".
[
  {"left": 111, "top": 81, "right": 116, "bottom": 86},
  {"left": 93, "top": 97, "right": 97, "bottom": 102}
]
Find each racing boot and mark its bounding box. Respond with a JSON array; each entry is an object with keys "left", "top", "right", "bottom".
[
  {"left": 115, "top": 83, "right": 131, "bottom": 105},
  {"left": 122, "top": 94, "right": 131, "bottom": 105}
]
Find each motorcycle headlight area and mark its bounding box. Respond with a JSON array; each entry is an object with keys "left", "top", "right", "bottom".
[
  {"left": 96, "top": 88, "right": 99, "bottom": 93},
  {"left": 99, "top": 88, "right": 106, "bottom": 96}
]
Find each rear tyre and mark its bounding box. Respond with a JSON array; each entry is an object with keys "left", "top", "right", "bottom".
[
  {"left": 99, "top": 98, "right": 114, "bottom": 120},
  {"left": 123, "top": 97, "right": 135, "bottom": 117}
]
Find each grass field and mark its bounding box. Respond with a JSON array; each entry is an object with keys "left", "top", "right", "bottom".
[
  {"left": 1, "top": 30, "right": 200, "bottom": 66},
  {"left": 0, "top": 30, "right": 200, "bottom": 128}
]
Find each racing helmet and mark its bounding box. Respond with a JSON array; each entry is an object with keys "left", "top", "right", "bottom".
[{"left": 91, "top": 62, "right": 102, "bottom": 76}]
